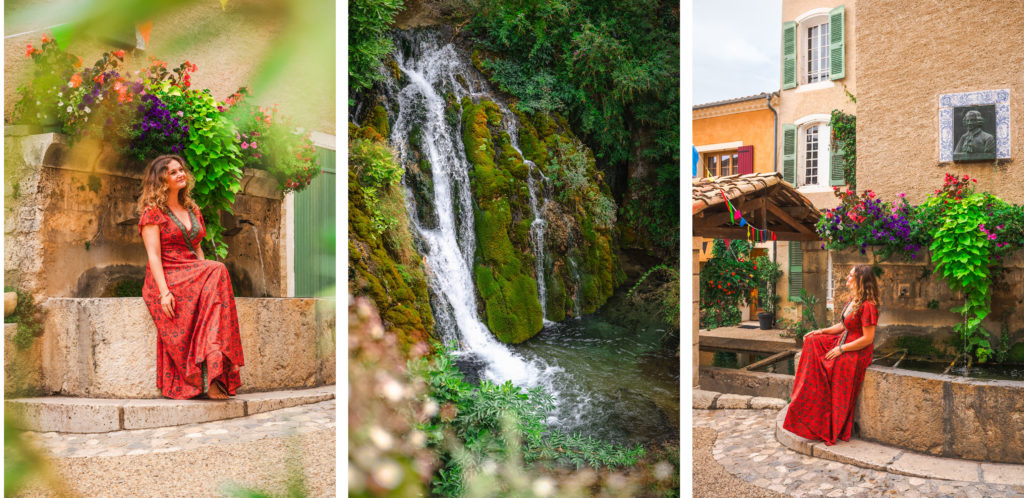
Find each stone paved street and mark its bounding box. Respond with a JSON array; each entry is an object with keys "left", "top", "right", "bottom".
[
  {"left": 695, "top": 409, "right": 1024, "bottom": 497},
  {"left": 20, "top": 399, "right": 336, "bottom": 458},
  {"left": 13, "top": 400, "right": 336, "bottom": 497}
]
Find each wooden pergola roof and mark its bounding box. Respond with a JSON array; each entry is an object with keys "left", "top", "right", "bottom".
[{"left": 693, "top": 173, "right": 822, "bottom": 241}]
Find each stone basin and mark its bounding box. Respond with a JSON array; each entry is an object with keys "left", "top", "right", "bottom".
[
  {"left": 854, "top": 364, "right": 1024, "bottom": 464},
  {"left": 4, "top": 297, "right": 335, "bottom": 398}
]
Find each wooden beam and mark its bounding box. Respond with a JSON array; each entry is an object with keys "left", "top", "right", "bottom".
[
  {"left": 697, "top": 196, "right": 765, "bottom": 229},
  {"left": 766, "top": 200, "right": 815, "bottom": 234},
  {"left": 693, "top": 227, "right": 820, "bottom": 241},
  {"left": 741, "top": 350, "right": 796, "bottom": 371}
]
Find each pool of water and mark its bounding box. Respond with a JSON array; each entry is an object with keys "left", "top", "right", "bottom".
[
  {"left": 873, "top": 357, "right": 1024, "bottom": 381},
  {"left": 503, "top": 316, "right": 679, "bottom": 447}
]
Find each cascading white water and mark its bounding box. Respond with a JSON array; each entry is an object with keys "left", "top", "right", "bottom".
[
  {"left": 498, "top": 106, "right": 551, "bottom": 322},
  {"left": 386, "top": 31, "right": 563, "bottom": 389}
]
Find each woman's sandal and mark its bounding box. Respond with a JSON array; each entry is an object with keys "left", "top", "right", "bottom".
[{"left": 207, "top": 380, "right": 230, "bottom": 400}]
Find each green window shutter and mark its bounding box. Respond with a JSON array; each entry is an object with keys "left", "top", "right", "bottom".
[
  {"left": 830, "top": 139, "right": 846, "bottom": 186},
  {"left": 829, "top": 6, "right": 846, "bottom": 80},
  {"left": 782, "top": 21, "right": 797, "bottom": 89},
  {"left": 782, "top": 124, "right": 797, "bottom": 184},
  {"left": 789, "top": 241, "right": 804, "bottom": 300}
]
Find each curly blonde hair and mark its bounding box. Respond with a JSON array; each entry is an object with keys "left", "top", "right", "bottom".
[
  {"left": 848, "top": 264, "right": 880, "bottom": 316},
  {"left": 136, "top": 154, "right": 199, "bottom": 215}
]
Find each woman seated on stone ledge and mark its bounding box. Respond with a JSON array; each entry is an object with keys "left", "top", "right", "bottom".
[
  {"left": 138, "top": 154, "right": 245, "bottom": 400},
  {"left": 784, "top": 264, "right": 878, "bottom": 445}
]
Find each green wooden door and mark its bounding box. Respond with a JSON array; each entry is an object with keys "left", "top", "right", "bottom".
[{"left": 294, "top": 146, "right": 336, "bottom": 297}]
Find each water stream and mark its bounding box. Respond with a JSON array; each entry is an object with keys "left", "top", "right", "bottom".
[{"left": 380, "top": 28, "right": 676, "bottom": 444}]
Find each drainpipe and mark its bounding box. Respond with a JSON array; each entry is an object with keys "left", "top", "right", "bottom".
[{"left": 766, "top": 91, "right": 780, "bottom": 306}]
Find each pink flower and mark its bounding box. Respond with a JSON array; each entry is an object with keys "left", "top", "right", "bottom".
[
  {"left": 177, "top": 111, "right": 184, "bottom": 117},
  {"left": 241, "top": 142, "right": 249, "bottom": 149},
  {"left": 249, "top": 142, "right": 257, "bottom": 149}
]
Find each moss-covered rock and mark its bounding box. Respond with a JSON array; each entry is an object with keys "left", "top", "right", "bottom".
[
  {"left": 513, "top": 108, "right": 624, "bottom": 318},
  {"left": 348, "top": 113, "right": 435, "bottom": 351},
  {"left": 462, "top": 98, "right": 543, "bottom": 343}
]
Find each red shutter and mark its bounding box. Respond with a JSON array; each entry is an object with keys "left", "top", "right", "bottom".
[{"left": 737, "top": 146, "right": 754, "bottom": 175}]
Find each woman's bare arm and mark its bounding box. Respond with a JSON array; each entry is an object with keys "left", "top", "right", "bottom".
[
  {"left": 142, "top": 225, "right": 175, "bottom": 318},
  {"left": 839, "top": 324, "right": 875, "bottom": 352},
  {"left": 809, "top": 321, "right": 844, "bottom": 336}
]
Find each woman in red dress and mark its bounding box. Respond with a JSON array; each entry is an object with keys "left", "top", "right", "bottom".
[
  {"left": 783, "top": 264, "right": 878, "bottom": 445},
  {"left": 138, "top": 155, "right": 244, "bottom": 400}
]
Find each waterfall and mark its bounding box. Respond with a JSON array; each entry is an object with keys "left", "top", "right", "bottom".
[
  {"left": 498, "top": 106, "right": 551, "bottom": 322},
  {"left": 385, "top": 30, "right": 561, "bottom": 389}
]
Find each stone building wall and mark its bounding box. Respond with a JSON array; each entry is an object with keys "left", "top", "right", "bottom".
[
  {"left": 831, "top": 248, "right": 1024, "bottom": 355},
  {"left": 777, "top": 0, "right": 858, "bottom": 211},
  {"left": 4, "top": 132, "right": 285, "bottom": 300},
  {"left": 856, "top": 0, "right": 1024, "bottom": 204}
]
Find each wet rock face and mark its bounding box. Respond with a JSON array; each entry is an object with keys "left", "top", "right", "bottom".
[{"left": 462, "top": 98, "right": 543, "bottom": 344}]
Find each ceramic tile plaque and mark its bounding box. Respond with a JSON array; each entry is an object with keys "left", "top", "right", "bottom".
[{"left": 939, "top": 89, "right": 1010, "bottom": 162}]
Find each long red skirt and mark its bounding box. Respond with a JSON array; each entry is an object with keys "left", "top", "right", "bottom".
[
  {"left": 140, "top": 206, "right": 244, "bottom": 399},
  {"left": 783, "top": 332, "right": 873, "bottom": 445}
]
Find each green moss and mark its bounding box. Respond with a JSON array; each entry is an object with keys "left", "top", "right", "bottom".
[
  {"left": 368, "top": 105, "right": 390, "bottom": 140},
  {"left": 894, "top": 335, "right": 945, "bottom": 358},
  {"left": 545, "top": 269, "right": 567, "bottom": 322},
  {"left": 463, "top": 98, "right": 544, "bottom": 343},
  {"left": 348, "top": 127, "right": 436, "bottom": 351},
  {"left": 1008, "top": 342, "right": 1024, "bottom": 363}
]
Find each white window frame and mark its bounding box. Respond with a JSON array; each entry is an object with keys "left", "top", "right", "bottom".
[
  {"left": 696, "top": 142, "right": 744, "bottom": 178},
  {"left": 794, "top": 114, "right": 832, "bottom": 192},
  {"left": 793, "top": 9, "right": 836, "bottom": 91}
]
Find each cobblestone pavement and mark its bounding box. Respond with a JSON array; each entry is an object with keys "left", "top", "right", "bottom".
[
  {"left": 21, "top": 399, "right": 335, "bottom": 458},
  {"left": 695, "top": 409, "right": 1024, "bottom": 497},
  {"left": 14, "top": 400, "right": 336, "bottom": 498}
]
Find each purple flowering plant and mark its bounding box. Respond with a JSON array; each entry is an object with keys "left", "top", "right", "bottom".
[
  {"left": 125, "top": 93, "right": 190, "bottom": 161},
  {"left": 815, "top": 186, "right": 923, "bottom": 260}
]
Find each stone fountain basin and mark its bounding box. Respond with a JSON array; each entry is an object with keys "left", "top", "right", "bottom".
[
  {"left": 854, "top": 364, "right": 1024, "bottom": 464},
  {"left": 4, "top": 297, "right": 335, "bottom": 398}
]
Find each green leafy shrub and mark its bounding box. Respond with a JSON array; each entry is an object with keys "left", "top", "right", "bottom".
[
  {"left": 350, "top": 138, "right": 404, "bottom": 234},
  {"left": 829, "top": 109, "right": 856, "bottom": 190},
  {"left": 466, "top": 0, "right": 679, "bottom": 251},
  {"left": 151, "top": 80, "right": 244, "bottom": 259},
  {"left": 226, "top": 88, "right": 321, "bottom": 193},
  {"left": 410, "top": 344, "right": 645, "bottom": 496},
  {"left": 349, "top": 0, "right": 405, "bottom": 91}
]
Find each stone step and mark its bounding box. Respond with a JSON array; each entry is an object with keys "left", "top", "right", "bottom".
[
  {"left": 775, "top": 404, "right": 1024, "bottom": 486},
  {"left": 5, "top": 297, "right": 336, "bottom": 398},
  {"left": 6, "top": 385, "right": 335, "bottom": 433}
]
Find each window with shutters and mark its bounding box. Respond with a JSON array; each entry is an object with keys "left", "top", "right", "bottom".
[
  {"left": 788, "top": 241, "right": 803, "bottom": 300},
  {"left": 782, "top": 6, "right": 845, "bottom": 89},
  {"left": 788, "top": 118, "right": 832, "bottom": 189}
]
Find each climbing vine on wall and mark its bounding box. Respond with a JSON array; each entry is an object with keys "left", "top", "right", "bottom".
[{"left": 829, "top": 109, "right": 856, "bottom": 191}]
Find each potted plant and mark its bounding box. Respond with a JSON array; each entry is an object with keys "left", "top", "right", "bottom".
[
  {"left": 753, "top": 256, "right": 782, "bottom": 330},
  {"left": 758, "top": 293, "right": 779, "bottom": 330}
]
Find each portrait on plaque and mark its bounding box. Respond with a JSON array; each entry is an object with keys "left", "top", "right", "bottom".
[
  {"left": 939, "top": 89, "right": 1010, "bottom": 162},
  {"left": 953, "top": 105, "right": 997, "bottom": 161}
]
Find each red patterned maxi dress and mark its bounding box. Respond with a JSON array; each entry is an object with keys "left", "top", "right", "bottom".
[
  {"left": 783, "top": 300, "right": 878, "bottom": 445},
  {"left": 139, "top": 206, "right": 244, "bottom": 399}
]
